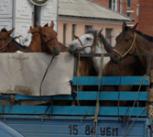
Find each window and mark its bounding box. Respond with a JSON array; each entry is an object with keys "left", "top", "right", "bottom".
[
  {"left": 85, "top": 25, "right": 93, "bottom": 33},
  {"left": 105, "top": 28, "right": 113, "bottom": 45},
  {"left": 109, "top": 0, "right": 118, "bottom": 11},
  {"left": 127, "top": 12, "right": 131, "bottom": 17},
  {"left": 127, "top": 0, "right": 131, "bottom": 8},
  {"left": 109, "top": 0, "right": 112, "bottom": 9},
  {"left": 63, "top": 23, "right": 67, "bottom": 45},
  {"left": 119, "top": 0, "right": 123, "bottom": 14},
  {"left": 136, "top": 4, "right": 140, "bottom": 16},
  {"left": 72, "top": 24, "right": 76, "bottom": 40}
]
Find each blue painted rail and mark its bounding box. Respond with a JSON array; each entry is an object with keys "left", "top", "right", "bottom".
[
  {"left": 0, "top": 76, "right": 149, "bottom": 117},
  {"left": 0, "top": 76, "right": 150, "bottom": 137}
]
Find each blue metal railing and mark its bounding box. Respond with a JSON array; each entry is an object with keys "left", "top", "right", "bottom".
[{"left": 0, "top": 76, "right": 149, "bottom": 117}]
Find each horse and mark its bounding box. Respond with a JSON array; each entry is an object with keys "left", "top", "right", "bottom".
[
  {"left": 110, "top": 22, "right": 152, "bottom": 76},
  {"left": 68, "top": 29, "right": 109, "bottom": 76},
  {"left": 68, "top": 29, "right": 107, "bottom": 106},
  {"left": 68, "top": 28, "right": 145, "bottom": 108},
  {"left": 28, "top": 26, "right": 42, "bottom": 52},
  {"left": 98, "top": 28, "right": 144, "bottom": 91},
  {"left": 0, "top": 28, "right": 30, "bottom": 52},
  {"left": 40, "top": 22, "right": 68, "bottom": 55}
]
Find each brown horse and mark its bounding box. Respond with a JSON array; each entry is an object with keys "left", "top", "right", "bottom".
[
  {"left": 69, "top": 28, "right": 145, "bottom": 109},
  {"left": 28, "top": 26, "right": 42, "bottom": 52},
  {"left": 109, "top": 22, "right": 152, "bottom": 76},
  {"left": 0, "top": 28, "right": 30, "bottom": 52},
  {"left": 40, "top": 22, "right": 68, "bottom": 55},
  {"left": 98, "top": 29, "right": 144, "bottom": 91}
]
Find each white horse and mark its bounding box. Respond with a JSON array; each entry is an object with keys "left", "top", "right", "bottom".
[{"left": 68, "top": 29, "right": 110, "bottom": 73}]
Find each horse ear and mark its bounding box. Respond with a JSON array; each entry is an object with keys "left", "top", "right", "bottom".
[
  {"left": 8, "top": 28, "right": 14, "bottom": 35},
  {"left": 28, "top": 26, "right": 32, "bottom": 33},
  {"left": 50, "top": 21, "right": 54, "bottom": 29},
  {"left": 43, "top": 23, "right": 48, "bottom": 27},
  {"left": 132, "top": 23, "right": 138, "bottom": 30},
  {"left": 122, "top": 22, "right": 127, "bottom": 31},
  {"left": 98, "top": 28, "right": 103, "bottom": 37}
]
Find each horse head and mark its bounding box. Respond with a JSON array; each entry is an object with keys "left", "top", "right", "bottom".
[
  {"left": 28, "top": 26, "right": 40, "bottom": 34},
  {"left": 40, "top": 22, "right": 61, "bottom": 55},
  {"left": 68, "top": 29, "right": 103, "bottom": 55},
  {"left": 68, "top": 29, "right": 111, "bottom": 73},
  {"left": 111, "top": 22, "right": 138, "bottom": 63},
  {"left": 28, "top": 26, "right": 42, "bottom": 52},
  {"left": 0, "top": 28, "right": 14, "bottom": 52},
  {"left": 0, "top": 28, "right": 14, "bottom": 40}
]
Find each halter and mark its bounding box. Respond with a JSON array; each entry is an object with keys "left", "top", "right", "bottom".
[
  {"left": 113, "top": 33, "right": 137, "bottom": 59},
  {"left": 41, "top": 34, "right": 58, "bottom": 49},
  {"left": 41, "top": 36, "right": 55, "bottom": 51},
  {"left": 74, "top": 35, "right": 84, "bottom": 48},
  {"left": 0, "top": 35, "right": 22, "bottom": 52},
  {"left": 0, "top": 38, "right": 14, "bottom": 51},
  {"left": 74, "top": 34, "right": 99, "bottom": 53}
]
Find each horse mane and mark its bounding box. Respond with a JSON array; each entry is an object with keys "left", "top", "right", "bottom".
[
  {"left": 12, "top": 39, "right": 27, "bottom": 49},
  {"left": 1, "top": 28, "right": 7, "bottom": 32},
  {"left": 86, "top": 29, "right": 98, "bottom": 45},
  {"left": 135, "top": 30, "right": 153, "bottom": 42},
  {"left": 86, "top": 29, "right": 97, "bottom": 36}
]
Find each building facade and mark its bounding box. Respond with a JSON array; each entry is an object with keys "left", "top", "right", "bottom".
[
  {"left": 138, "top": 0, "right": 153, "bottom": 35},
  {"left": 93, "top": 0, "right": 153, "bottom": 35},
  {"left": 57, "top": 0, "right": 129, "bottom": 46},
  {"left": 92, "top": 0, "right": 139, "bottom": 23}
]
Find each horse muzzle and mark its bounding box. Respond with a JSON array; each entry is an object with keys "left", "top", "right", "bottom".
[
  {"left": 109, "top": 51, "right": 122, "bottom": 64},
  {"left": 50, "top": 47, "right": 60, "bottom": 56},
  {"left": 68, "top": 44, "right": 79, "bottom": 54}
]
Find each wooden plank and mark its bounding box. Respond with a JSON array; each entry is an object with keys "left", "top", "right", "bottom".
[
  {"left": 0, "top": 91, "right": 148, "bottom": 101},
  {"left": 72, "top": 76, "right": 150, "bottom": 86},
  {"left": 76, "top": 91, "right": 148, "bottom": 101},
  {"left": 0, "top": 105, "right": 147, "bottom": 117}
]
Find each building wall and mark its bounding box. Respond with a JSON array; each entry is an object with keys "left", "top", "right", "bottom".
[
  {"left": 58, "top": 16, "right": 122, "bottom": 46},
  {"left": 138, "top": 0, "right": 153, "bottom": 35},
  {"left": 93, "top": 0, "right": 153, "bottom": 36},
  {"left": 92, "top": 0, "right": 139, "bottom": 23},
  {"left": 91, "top": 0, "right": 109, "bottom": 7}
]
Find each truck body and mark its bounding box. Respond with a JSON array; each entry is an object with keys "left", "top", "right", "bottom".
[{"left": 0, "top": 76, "right": 150, "bottom": 137}]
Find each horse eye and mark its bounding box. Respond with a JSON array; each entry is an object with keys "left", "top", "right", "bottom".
[
  {"left": 86, "top": 37, "right": 92, "bottom": 41},
  {"left": 43, "top": 34, "right": 47, "bottom": 38},
  {"left": 125, "top": 37, "right": 130, "bottom": 41}
]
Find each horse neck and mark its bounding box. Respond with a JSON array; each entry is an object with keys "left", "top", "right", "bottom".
[
  {"left": 92, "top": 44, "right": 109, "bottom": 73},
  {"left": 29, "top": 33, "right": 41, "bottom": 52},
  {"left": 78, "top": 57, "right": 97, "bottom": 76},
  {"left": 135, "top": 34, "right": 153, "bottom": 62},
  {"left": 58, "top": 42, "right": 68, "bottom": 52}
]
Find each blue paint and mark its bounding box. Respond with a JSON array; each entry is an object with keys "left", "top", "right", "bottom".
[
  {"left": 0, "top": 117, "right": 147, "bottom": 137},
  {"left": 0, "top": 105, "right": 147, "bottom": 116},
  {"left": 0, "top": 91, "right": 148, "bottom": 101},
  {"left": 73, "top": 76, "right": 149, "bottom": 85},
  {"left": 0, "top": 76, "right": 150, "bottom": 137}
]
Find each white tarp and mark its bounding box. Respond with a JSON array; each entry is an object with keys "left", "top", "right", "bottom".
[{"left": 0, "top": 52, "right": 74, "bottom": 96}]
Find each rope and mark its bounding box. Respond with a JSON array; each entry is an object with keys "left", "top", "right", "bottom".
[
  {"left": 76, "top": 52, "right": 81, "bottom": 106},
  {"left": 117, "top": 76, "right": 122, "bottom": 119},
  {"left": 39, "top": 56, "right": 55, "bottom": 96},
  {"left": 113, "top": 33, "right": 137, "bottom": 59},
  {"left": 121, "top": 77, "right": 147, "bottom": 137},
  {"left": 149, "top": 124, "right": 153, "bottom": 137},
  {"left": 122, "top": 107, "right": 146, "bottom": 137},
  {"left": 93, "top": 41, "right": 105, "bottom": 137}
]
